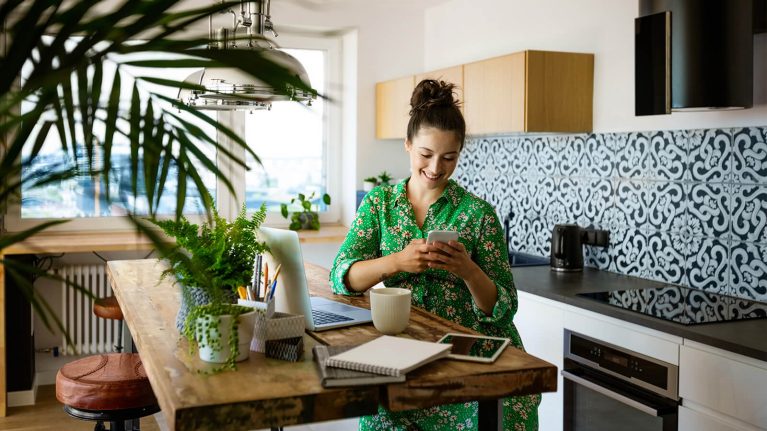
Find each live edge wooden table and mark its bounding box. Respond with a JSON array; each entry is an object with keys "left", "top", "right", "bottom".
[{"left": 106, "top": 259, "right": 557, "bottom": 431}]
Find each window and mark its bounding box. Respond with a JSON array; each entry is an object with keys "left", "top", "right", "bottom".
[{"left": 7, "top": 34, "right": 341, "bottom": 230}]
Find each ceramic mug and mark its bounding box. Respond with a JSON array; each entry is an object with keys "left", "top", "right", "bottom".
[{"left": 369, "top": 287, "right": 411, "bottom": 335}]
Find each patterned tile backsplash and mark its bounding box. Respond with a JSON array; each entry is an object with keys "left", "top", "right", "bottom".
[{"left": 454, "top": 126, "right": 767, "bottom": 302}]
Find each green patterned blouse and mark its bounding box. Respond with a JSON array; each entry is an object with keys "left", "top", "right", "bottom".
[
  {"left": 330, "top": 178, "right": 523, "bottom": 346},
  {"left": 329, "top": 178, "right": 539, "bottom": 430}
]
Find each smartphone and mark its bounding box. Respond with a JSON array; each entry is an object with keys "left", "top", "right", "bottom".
[
  {"left": 426, "top": 230, "right": 459, "bottom": 244},
  {"left": 437, "top": 333, "right": 510, "bottom": 363}
]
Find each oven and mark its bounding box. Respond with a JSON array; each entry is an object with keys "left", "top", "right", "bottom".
[{"left": 562, "top": 330, "right": 679, "bottom": 431}]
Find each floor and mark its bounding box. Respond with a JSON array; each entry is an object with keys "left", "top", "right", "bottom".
[{"left": 1, "top": 385, "right": 358, "bottom": 431}]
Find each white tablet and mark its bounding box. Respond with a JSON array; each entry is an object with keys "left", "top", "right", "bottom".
[
  {"left": 437, "top": 333, "right": 510, "bottom": 363},
  {"left": 426, "top": 230, "right": 458, "bottom": 244}
]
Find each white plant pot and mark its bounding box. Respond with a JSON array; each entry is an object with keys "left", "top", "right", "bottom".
[
  {"left": 362, "top": 182, "right": 376, "bottom": 192},
  {"left": 195, "top": 309, "right": 257, "bottom": 363}
]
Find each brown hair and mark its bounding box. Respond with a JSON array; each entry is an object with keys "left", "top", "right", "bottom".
[{"left": 406, "top": 79, "right": 466, "bottom": 148}]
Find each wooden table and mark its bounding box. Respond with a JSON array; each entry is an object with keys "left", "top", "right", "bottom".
[
  {"left": 106, "top": 259, "right": 557, "bottom": 430},
  {"left": 0, "top": 225, "right": 349, "bottom": 417}
]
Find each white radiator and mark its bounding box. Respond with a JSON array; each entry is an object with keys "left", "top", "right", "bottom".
[{"left": 55, "top": 264, "right": 119, "bottom": 355}]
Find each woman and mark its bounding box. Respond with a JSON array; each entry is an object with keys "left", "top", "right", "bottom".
[{"left": 330, "top": 79, "right": 540, "bottom": 430}]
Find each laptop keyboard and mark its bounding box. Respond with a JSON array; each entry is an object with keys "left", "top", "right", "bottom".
[{"left": 312, "top": 309, "right": 354, "bottom": 325}]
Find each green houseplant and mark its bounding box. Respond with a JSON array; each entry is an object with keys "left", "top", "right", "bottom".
[
  {"left": 150, "top": 204, "right": 268, "bottom": 370},
  {"left": 280, "top": 191, "right": 331, "bottom": 230},
  {"left": 0, "top": 0, "right": 317, "bottom": 346},
  {"left": 377, "top": 171, "right": 393, "bottom": 186}
]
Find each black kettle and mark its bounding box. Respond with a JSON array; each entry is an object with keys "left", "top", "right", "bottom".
[{"left": 550, "top": 224, "right": 610, "bottom": 272}]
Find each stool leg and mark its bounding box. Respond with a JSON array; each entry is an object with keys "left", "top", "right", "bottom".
[
  {"left": 115, "top": 320, "right": 124, "bottom": 353},
  {"left": 109, "top": 419, "right": 126, "bottom": 431},
  {"left": 94, "top": 421, "right": 106, "bottom": 431}
]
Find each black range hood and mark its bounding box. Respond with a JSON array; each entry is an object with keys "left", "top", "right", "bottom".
[{"left": 635, "top": 0, "right": 762, "bottom": 116}]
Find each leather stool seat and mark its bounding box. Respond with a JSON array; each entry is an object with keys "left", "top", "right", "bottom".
[
  {"left": 56, "top": 353, "right": 156, "bottom": 411},
  {"left": 93, "top": 296, "right": 124, "bottom": 321}
]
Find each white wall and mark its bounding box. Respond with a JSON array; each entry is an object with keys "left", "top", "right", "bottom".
[
  {"left": 424, "top": 0, "right": 767, "bottom": 133},
  {"left": 273, "top": 1, "right": 442, "bottom": 224}
]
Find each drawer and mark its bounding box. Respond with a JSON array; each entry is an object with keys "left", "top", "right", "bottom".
[
  {"left": 680, "top": 341, "right": 767, "bottom": 429},
  {"left": 679, "top": 405, "right": 757, "bottom": 431}
]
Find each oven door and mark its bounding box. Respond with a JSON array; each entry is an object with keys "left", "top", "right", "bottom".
[{"left": 563, "top": 361, "right": 678, "bottom": 431}]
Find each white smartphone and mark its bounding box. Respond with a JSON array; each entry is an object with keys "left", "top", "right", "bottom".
[
  {"left": 437, "top": 333, "right": 510, "bottom": 363},
  {"left": 426, "top": 230, "right": 459, "bottom": 244}
]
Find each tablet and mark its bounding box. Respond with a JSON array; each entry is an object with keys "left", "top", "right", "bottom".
[
  {"left": 426, "top": 230, "right": 458, "bottom": 244},
  {"left": 437, "top": 333, "right": 510, "bottom": 363}
]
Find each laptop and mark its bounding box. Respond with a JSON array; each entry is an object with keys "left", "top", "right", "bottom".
[{"left": 258, "top": 227, "right": 373, "bottom": 331}]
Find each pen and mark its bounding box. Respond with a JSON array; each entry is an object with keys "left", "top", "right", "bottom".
[
  {"left": 267, "top": 264, "right": 282, "bottom": 300},
  {"left": 263, "top": 262, "right": 269, "bottom": 301}
]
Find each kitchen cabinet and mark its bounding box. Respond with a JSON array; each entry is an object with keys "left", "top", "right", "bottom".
[
  {"left": 463, "top": 50, "right": 594, "bottom": 134},
  {"left": 679, "top": 340, "right": 767, "bottom": 430},
  {"left": 414, "top": 65, "right": 464, "bottom": 113},
  {"left": 375, "top": 75, "right": 414, "bottom": 139}
]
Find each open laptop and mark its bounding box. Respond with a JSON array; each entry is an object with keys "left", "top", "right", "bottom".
[{"left": 258, "top": 227, "right": 373, "bottom": 331}]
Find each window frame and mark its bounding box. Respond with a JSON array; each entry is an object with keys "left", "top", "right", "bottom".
[{"left": 4, "top": 33, "right": 343, "bottom": 231}]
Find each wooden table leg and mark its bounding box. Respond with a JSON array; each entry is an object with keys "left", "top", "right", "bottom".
[
  {"left": 0, "top": 252, "right": 6, "bottom": 417},
  {"left": 477, "top": 399, "right": 502, "bottom": 431}
]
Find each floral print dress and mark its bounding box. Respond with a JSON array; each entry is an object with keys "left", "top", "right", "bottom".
[{"left": 330, "top": 178, "right": 541, "bottom": 431}]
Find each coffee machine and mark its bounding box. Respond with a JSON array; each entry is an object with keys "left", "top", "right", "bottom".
[{"left": 550, "top": 224, "right": 610, "bottom": 272}]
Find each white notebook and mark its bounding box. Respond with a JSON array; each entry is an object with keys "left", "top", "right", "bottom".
[{"left": 324, "top": 335, "right": 452, "bottom": 377}]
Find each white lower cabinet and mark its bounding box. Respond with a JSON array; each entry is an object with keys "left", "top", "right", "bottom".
[
  {"left": 515, "top": 291, "right": 767, "bottom": 431},
  {"left": 679, "top": 340, "right": 767, "bottom": 430},
  {"left": 515, "top": 292, "right": 565, "bottom": 431}
]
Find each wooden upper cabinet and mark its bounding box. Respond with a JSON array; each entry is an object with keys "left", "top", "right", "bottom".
[
  {"left": 375, "top": 75, "right": 415, "bottom": 140},
  {"left": 415, "top": 65, "right": 464, "bottom": 113},
  {"left": 463, "top": 50, "right": 594, "bottom": 134}
]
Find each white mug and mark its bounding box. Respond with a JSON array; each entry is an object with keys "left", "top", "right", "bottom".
[{"left": 369, "top": 288, "right": 411, "bottom": 335}]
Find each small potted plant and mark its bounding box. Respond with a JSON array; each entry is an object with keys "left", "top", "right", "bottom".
[
  {"left": 280, "top": 191, "right": 331, "bottom": 230},
  {"left": 363, "top": 176, "right": 378, "bottom": 192},
  {"left": 378, "top": 171, "right": 393, "bottom": 186},
  {"left": 150, "top": 204, "right": 268, "bottom": 371}
]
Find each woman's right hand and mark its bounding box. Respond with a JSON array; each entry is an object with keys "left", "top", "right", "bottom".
[{"left": 395, "top": 239, "right": 433, "bottom": 273}]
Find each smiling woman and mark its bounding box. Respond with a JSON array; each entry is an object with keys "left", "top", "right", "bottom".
[{"left": 329, "top": 79, "right": 541, "bottom": 430}]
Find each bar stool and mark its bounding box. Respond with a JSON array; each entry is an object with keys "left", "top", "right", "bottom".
[
  {"left": 93, "top": 295, "right": 124, "bottom": 353},
  {"left": 56, "top": 353, "right": 159, "bottom": 431}
]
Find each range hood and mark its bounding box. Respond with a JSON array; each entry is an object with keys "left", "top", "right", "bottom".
[{"left": 635, "top": 0, "right": 765, "bottom": 115}]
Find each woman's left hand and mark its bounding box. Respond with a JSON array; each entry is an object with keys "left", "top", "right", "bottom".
[{"left": 427, "top": 240, "right": 478, "bottom": 280}]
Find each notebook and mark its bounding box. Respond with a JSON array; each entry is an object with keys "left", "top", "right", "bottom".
[
  {"left": 258, "top": 227, "right": 373, "bottom": 331},
  {"left": 313, "top": 344, "right": 406, "bottom": 387},
  {"left": 323, "top": 335, "right": 452, "bottom": 377}
]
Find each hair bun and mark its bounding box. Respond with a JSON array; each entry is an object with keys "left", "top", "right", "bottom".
[{"left": 409, "top": 79, "right": 457, "bottom": 115}]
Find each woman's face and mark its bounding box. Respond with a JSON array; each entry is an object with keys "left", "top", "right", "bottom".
[{"left": 405, "top": 127, "right": 461, "bottom": 191}]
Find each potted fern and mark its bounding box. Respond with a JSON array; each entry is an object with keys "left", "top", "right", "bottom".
[{"left": 150, "top": 204, "right": 268, "bottom": 370}]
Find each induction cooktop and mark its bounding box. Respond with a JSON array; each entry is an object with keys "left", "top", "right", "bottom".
[{"left": 578, "top": 286, "right": 767, "bottom": 325}]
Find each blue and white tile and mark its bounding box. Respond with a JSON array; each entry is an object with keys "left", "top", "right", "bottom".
[
  {"left": 559, "top": 135, "right": 586, "bottom": 177},
  {"left": 603, "top": 189, "right": 631, "bottom": 232},
  {"left": 612, "top": 229, "right": 651, "bottom": 279},
  {"left": 584, "top": 244, "right": 611, "bottom": 271},
  {"left": 527, "top": 136, "right": 558, "bottom": 176},
  {"left": 528, "top": 176, "right": 557, "bottom": 220},
  {"left": 646, "top": 231, "right": 687, "bottom": 285},
  {"left": 731, "top": 127, "right": 767, "bottom": 184},
  {"left": 729, "top": 241, "right": 767, "bottom": 300},
  {"left": 584, "top": 133, "right": 616, "bottom": 179},
  {"left": 685, "top": 182, "right": 731, "bottom": 239},
  {"left": 645, "top": 130, "right": 687, "bottom": 181},
  {"left": 616, "top": 132, "right": 651, "bottom": 179},
  {"left": 510, "top": 137, "right": 532, "bottom": 174},
  {"left": 575, "top": 179, "right": 613, "bottom": 228},
  {"left": 615, "top": 181, "right": 650, "bottom": 230},
  {"left": 507, "top": 213, "right": 531, "bottom": 253},
  {"left": 730, "top": 185, "right": 767, "bottom": 243},
  {"left": 685, "top": 238, "right": 730, "bottom": 295},
  {"left": 688, "top": 128, "right": 732, "bottom": 182},
  {"left": 527, "top": 217, "right": 554, "bottom": 257},
  {"left": 615, "top": 180, "right": 684, "bottom": 231},
  {"left": 547, "top": 177, "right": 577, "bottom": 225},
  {"left": 518, "top": 137, "right": 540, "bottom": 177}
]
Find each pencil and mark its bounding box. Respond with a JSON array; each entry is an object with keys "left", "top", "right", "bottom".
[{"left": 263, "top": 262, "right": 269, "bottom": 301}]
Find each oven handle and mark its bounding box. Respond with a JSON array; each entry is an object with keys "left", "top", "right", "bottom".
[{"left": 561, "top": 370, "right": 664, "bottom": 417}]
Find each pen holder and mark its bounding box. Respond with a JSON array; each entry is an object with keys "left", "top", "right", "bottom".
[{"left": 238, "top": 299, "right": 305, "bottom": 358}]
